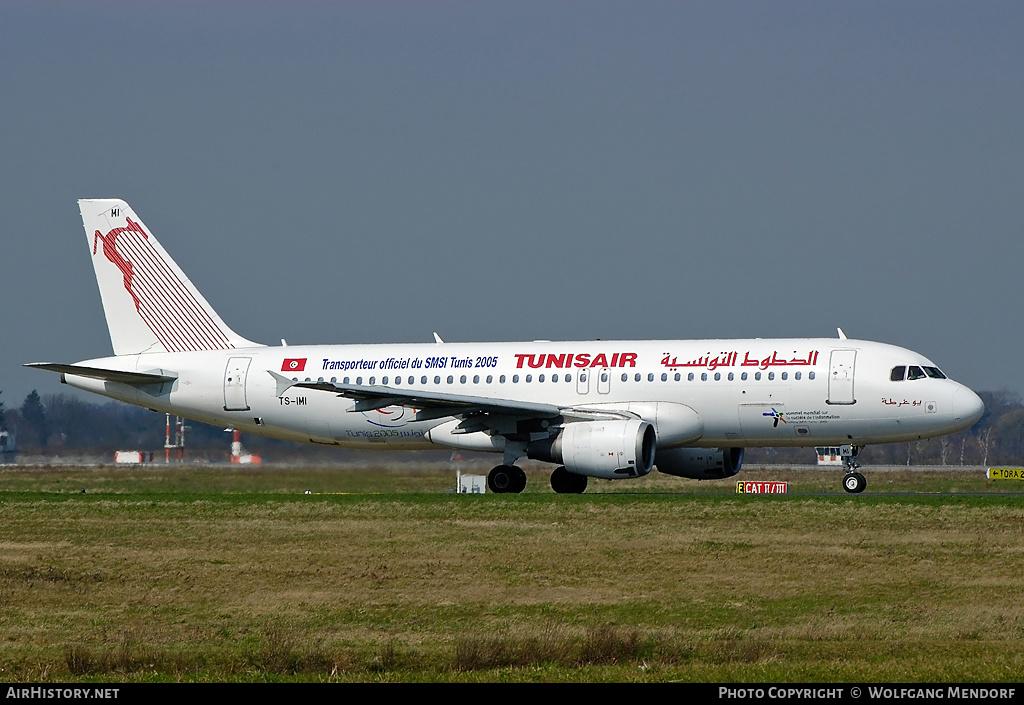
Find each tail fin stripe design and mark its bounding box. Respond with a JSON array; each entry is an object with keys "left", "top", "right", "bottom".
[
  {"left": 111, "top": 229, "right": 213, "bottom": 351},
  {"left": 110, "top": 235, "right": 199, "bottom": 351},
  {"left": 117, "top": 231, "right": 232, "bottom": 351},
  {"left": 81, "top": 198, "right": 263, "bottom": 356},
  {"left": 120, "top": 224, "right": 215, "bottom": 334},
  {"left": 115, "top": 230, "right": 234, "bottom": 351},
  {"left": 91, "top": 219, "right": 203, "bottom": 351}
]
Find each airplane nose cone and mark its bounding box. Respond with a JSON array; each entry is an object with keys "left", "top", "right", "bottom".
[{"left": 953, "top": 387, "right": 985, "bottom": 427}]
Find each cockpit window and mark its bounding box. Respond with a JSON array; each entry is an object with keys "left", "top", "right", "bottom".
[
  {"left": 923, "top": 366, "right": 946, "bottom": 379},
  {"left": 907, "top": 366, "right": 926, "bottom": 380},
  {"left": 890, "top": 366, "right": 906, "bottom": 382}
]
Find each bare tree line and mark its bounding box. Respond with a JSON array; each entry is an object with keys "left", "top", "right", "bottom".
[{"left": 2, "top": 389, "right": 1022, "bottom": 466}]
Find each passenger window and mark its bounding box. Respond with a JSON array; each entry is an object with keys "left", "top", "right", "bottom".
[
  {"left": 755, "top": 372, "right": 761, "bottom": 381},
  {"left": 781, "top": 372, "right": 788, "bottom": 381},
  {"left": 538, "top": 374, "right": 544, "bottom": 383},
  {"left": 688, "top": 373, "right": 694, "bottom": 381},
  {"left": 661, "top": 373, "right": 667, "bottom": 382},
  {"left": 741, "top": 372, "right": 748, "bottom": 381},
  {"left": 890, "top": 366, "right": 906, "bottom": 382},
  {"left": 674, "top": 373, "right": 681, "bottom": 381},
  {"left": 809, "top": 371, "right": 815, "bottom": 380},
  {"left": 621, "top": 373, "right": 628, "bottom": 382},
  {"left": 635, "top": 373, "right": 641, "bottom": 382},
  {"left": 768, "top": 372, "right": 775, "bottom": 381},
  {"left": 460, "top": 375, "right": 467, "bottom": 384}
]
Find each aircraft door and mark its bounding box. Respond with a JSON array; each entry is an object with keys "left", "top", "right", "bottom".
[
  {"left": 827, "top": 350, "right": 857, "bottom": 405},
  {"left": 576, "top": 368, "right": 590, "bottom": 395},
  {"left": 224, "top": 357, "right": 252, "bottom": 411},
  {"left": 597, "top": 368, "right": 611, "bottom": 394}
]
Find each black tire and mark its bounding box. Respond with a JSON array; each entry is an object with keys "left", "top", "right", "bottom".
[
  {"left": 843, "top": 472, "right": 866, "bottom": 494},
  {"left": 550, "top": 465, "right": 588, "bottom": 494},
  {"left": 488, "top": 465, "right": 518, "bottom": 494},
  {"left": 510, "top": 465, "right": 527, "bottom": 494}
]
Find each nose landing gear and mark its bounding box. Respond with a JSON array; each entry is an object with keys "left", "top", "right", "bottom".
[
  {"left": 841, "top": 445, "right": 866, "bottom": 493},
  {"left": 843, "top": 471, "right": 867, "bottom": 493}
]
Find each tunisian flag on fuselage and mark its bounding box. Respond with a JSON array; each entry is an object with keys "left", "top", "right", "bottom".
[{"left": 281, "top": 358, "right": 307, "bottom": 372}]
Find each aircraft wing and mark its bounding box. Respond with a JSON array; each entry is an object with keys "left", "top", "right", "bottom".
[
  {"left": 25, "top": 363, "right": 177, "bottom": 386},
  {"left": 270, "top": 370, "right": 566, "bottom": 422}
]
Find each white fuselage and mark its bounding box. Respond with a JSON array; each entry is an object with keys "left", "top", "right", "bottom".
[{"left": 61, "top": 337, "right": 984, "bottom": 452}]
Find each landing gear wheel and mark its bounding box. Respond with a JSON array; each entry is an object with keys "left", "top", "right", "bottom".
[
  {"left": 550, "top": 465, "right": 588, "bottom": 494},
  {"left": 510, "top": 465, "right": 527, "bottom": 493},
  {"left": 488, "top": 464, "right": 526, "bottom": 494},
  {"left": 843, "top": 472, "right": 867, "bottom": 494}
]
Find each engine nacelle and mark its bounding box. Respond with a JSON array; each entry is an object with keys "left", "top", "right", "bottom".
[
  {"left": 425, "top": 419, "right": 506, "bottom": 452},
  {"left": 528, "top": 419, "right": 656, "bottom": 480},
  {"left": 655, "top": 447, "right": 744, "bottom": 480}
]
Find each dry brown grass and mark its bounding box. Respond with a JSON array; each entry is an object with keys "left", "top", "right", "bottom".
[{"left": 0, "top": 465, "right": 1021, "bottom": 681}]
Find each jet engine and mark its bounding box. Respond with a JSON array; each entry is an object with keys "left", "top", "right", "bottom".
[
  {"left": 528, "top": 419, "right": 656, "bottom": 479},
  {"left": 655, "top": 447, "right": 744, "bottom": 480}
]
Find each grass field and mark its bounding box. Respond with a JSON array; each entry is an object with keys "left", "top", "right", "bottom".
[{"left": 0, "top": 463, "right": 1022, "bottom": 682}]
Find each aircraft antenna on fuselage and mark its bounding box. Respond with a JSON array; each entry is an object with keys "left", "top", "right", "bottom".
[{"left": 837, "top": 327, "right": 848, "bottom": 340}]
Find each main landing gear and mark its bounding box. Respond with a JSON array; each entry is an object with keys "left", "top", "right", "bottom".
[
  {"left": 486, "top": 464, "right": 589, "bottom": 494},
  {"left": 550, "top": 465, "right": 588, "bottom": 494},
  {"left": 841, "top": 445, "right": 866, "bottom": 494},
  {"left": 487, "top": 464, "right": 527, "bottom": 494}
]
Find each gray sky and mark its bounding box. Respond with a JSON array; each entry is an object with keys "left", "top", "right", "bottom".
[{"left": 2, "top": 1, "right": 1022, "bottom": 408}]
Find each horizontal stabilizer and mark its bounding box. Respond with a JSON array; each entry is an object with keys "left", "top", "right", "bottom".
[{"left": 25, "top": 363, "right": 177, "bottom": 386}]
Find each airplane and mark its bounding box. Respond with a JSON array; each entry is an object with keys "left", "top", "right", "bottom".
[{"left": 27, "top": 199, "right": 986, "bottom": 494}]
